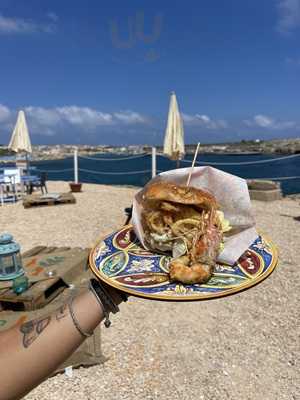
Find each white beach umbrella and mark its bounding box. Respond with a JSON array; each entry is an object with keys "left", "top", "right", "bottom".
[
  {"left": 163, "top": 91, "right": 185, "bottom": 162},
  {"left": 8, "top": 110, "right": 32, "bottom": 154}
]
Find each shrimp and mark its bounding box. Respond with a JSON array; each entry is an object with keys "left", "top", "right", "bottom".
[
  {"left": 169, "top": 259, "right": 213, "bottom": 284},
  {"left": 168, "top": 218, "right": 222, "bottom": 284},
  {"left": 190, "top": 224, "right": 222, "bottom": 265}
]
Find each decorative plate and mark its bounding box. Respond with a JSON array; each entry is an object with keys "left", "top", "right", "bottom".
[{"left": 89, "top": 225, "right": 278, "bottom": 301}]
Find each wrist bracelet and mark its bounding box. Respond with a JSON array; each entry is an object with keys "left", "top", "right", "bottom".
[
  {"left": 68, "top": 296, "right": 93, "bottom": 338},
  {"left": 98, "top": 283, "right": 119, "bottom": 314},
  {"left": 120, "top": 292, "right": 128, "bottom": 302},
  {"left": 90, "top": 279, "right": 120, "bottom": 314},
  {"left": 89, "top": 279, "right": 125, "bottom": 328},
  {"left": 89, "top": 282, "right": 112, "bottom": 328}
]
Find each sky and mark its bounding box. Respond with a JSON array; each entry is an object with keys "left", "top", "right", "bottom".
[{"left": 0, "top": 0, "right": 300, "bottom": 145}]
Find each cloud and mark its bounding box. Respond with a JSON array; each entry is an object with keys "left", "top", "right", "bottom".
[
  {"left": 182, "top": 113, "right": 228, "bottom": 129},
  {"left": 2, "top": 103, "right": 299, "bottom": 145},
  {"left": 277, "top": 0, "right": 300, "bottom": 34},
  {"left": 249, "top": 115, "right": 274, "bottom": 128},
  {"left": 56, "top": 106, "right": 114, "bottom": 127},
  {"left": 25, "top": 107, "right": 62, "bottom": 126},
  {"left": 244, "top": 114, "right": 297, "bottom": 130},
  {"left": 47, "top": 12, "right": 59, "bottom": 23},
  {"left": 285, "top": 56, "right": 300, "bottom": 66},
  {"left": 4, "top": 105, "right": 148, "bottom": 136},
  {"left": 114, "top": 111, "right": 148, "bottom": 124},
  {"left": 0, "top": 104, "right": 11, "bottom": 122},
  {"left": 0, "top": 14, "right": 57, "bottom": 35}
]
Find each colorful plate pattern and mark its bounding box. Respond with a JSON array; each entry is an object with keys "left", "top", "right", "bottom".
[{"left": 89, "top": 225, "right": 278, "bottom": 301}]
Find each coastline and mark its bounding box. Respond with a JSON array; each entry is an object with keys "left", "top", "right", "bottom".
[{"left": 1, "top": 137, "right": 300, "bottom": 162}]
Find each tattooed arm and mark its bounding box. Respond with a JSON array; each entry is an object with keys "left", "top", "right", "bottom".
[{"left": 0, "top": 287, "right": 122, "bottom": 400}]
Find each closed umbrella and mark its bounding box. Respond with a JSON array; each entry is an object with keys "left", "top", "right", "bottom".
[
  {"left": 8, "top": 110, "right": 32, "bottom": 154},
  {"left": 8, "top": 110, "right": 32, "bottom": 175},
  {"left": 163, "top": 92, "right": 185, "bottom": 166}
]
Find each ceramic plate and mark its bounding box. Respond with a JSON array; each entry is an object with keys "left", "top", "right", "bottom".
[{"left": 89, "top": 225, "right": 278, "bottom": 301}]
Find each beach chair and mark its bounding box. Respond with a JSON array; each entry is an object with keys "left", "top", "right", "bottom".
[
  {"left": 28, "top": 172, "right": 48, "bottom": 194},
  {"left": 4, "top": 168, "right": 21, "bottom": 184},
  {"left": 3, "top": 168, "right": 21, "bottom": 201}
]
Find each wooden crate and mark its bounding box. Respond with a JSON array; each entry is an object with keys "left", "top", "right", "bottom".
[
  {"left": 23, "top": 192, "right": 76, "bottom": 208},
  {"left": 0, "top": 278, "right": 67, "bottom": 311},
  {"left": 0, "top": 246, "right": 90, "bottom": 311}
]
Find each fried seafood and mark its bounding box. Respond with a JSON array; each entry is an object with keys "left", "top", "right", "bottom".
[
  {"left": 169, "top": 260, "right": 213, "bottom": 285},
  {"left": 141, "top": 181, "right": 230, "bottom": 284}
]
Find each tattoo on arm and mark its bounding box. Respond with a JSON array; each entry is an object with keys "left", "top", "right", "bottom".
[
  {"left": 56, "top": 304, "right": 68, "bottom": 321},
  {"left": 19, "top": 303, "right": 69, "bottom": 348},
  {"left": 20, "top": 317, "right": 51, "bottom": 348}
]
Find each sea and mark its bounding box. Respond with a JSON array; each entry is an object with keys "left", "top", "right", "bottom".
[{"left": 25, "top": 152, "right": 300, "bottom": 196}]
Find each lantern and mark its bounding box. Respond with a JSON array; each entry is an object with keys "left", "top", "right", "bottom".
[{"left": 0, "top": 233, "right": 24, "bottom": 280}]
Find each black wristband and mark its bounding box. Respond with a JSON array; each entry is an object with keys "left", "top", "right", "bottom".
[
  {"left": 90, "top": 279, "right": 120, "bottom": 314},
  {"left": 89, "top": 282, "right": 111, "bottom": 328},
  {"left": 89, "top": 279, "right": 122, "bottom": 328},
  {"left": 120, "top": 292, "right": 128, "bottom": 302}
]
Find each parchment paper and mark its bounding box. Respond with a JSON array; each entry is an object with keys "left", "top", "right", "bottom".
[{"left": 132, "top": 166, "right": 258, "bottom": 265}]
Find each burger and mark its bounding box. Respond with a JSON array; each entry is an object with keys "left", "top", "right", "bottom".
[{"left": 141, "top": 181, "right": 230, "bottom": 284}]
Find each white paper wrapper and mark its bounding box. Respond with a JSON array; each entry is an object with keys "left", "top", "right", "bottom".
[{"left": 132, "top": 166, "right": 258, "bottom": 265}]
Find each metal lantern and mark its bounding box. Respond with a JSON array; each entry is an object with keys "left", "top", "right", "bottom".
[{"left": 0, "top": 233, "right": 24, "bottom": 280}]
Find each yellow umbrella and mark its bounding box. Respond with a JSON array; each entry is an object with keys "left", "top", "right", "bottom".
[{"left": 163, "top": 91, "right": 185, "bottom": 164}]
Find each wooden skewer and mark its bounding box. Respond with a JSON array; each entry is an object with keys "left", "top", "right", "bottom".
[{"left": 186, "top": 142, "right": 200, "bottom": 186}]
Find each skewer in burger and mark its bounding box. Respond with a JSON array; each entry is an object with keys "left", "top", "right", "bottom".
[{"left": 141, "top": 181, "right": 230, "bottom": 284}]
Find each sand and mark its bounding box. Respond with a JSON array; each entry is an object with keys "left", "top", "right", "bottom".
[{"left": 0, "top": 181, "right": 299, "bottom": 400}]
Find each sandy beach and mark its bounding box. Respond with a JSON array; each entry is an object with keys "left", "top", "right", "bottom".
[{"left": 1, "top": 181, "right": 299, "bottom": 400}]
